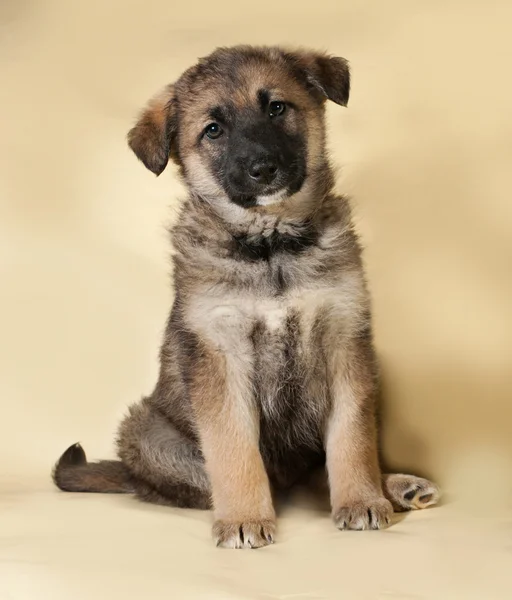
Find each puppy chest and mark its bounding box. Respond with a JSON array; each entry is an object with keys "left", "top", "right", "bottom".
[{"left": 251, "top": 311, "right": 326, "bottom": 447}]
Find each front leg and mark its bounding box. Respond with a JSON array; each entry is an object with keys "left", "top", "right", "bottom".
[
  {"left": 325, "top": 336, "right": 392, "bottom": 530},
  {"left": 187, "top": 309, "right": 275, "bottom": 549}
]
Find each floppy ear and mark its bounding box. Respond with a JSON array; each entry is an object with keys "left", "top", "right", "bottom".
[
  {"left": 286, "top": 50, "right": 351, "bottom": 107},
  {"left": 127, "top": 84, "right": 178, "bottom": 176}
]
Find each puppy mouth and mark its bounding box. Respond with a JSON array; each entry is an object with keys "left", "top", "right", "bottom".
[
  {"left": 225, "top": 171, "right": 306, "bottom": 209},
  {"left": 228, "top": 184, "right": 286, "bottom": 209},
  {"left": 256, "top": 189, "right": 288, "bottom": 206},
  {"left": 226, "top": 175, "right": 285, "bottom": 196}
]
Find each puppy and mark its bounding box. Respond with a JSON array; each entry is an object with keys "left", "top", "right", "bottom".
[{"left": 53, "top": 45, "right": 440, "bottom": 548}]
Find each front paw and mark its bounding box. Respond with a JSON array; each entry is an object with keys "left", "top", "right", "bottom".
[
  {"left": 333, "top": 497, "right": 393, "bottom": 531},
  {"left": 213, "top": 519, "right": 276, "bottom": 549}
]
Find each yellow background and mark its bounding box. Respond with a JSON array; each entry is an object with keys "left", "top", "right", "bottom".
[{"left": 1, "top": 1, "right": 511, "bottom": 598}]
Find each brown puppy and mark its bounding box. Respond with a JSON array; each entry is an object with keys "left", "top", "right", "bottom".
[{"left": 53, "top": 45, "right": 440, "bottom": 548}]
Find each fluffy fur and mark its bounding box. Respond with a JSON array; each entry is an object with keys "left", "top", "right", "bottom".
[{"left": 53, "top": 45, "right": 440, "bottom": 548}]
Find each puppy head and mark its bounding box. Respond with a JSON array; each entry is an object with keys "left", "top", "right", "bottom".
[{"left": 128, "top": 46, "right": 350, "bottom": 211}]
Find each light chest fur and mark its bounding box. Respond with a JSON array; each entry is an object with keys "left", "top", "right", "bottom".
[{"left": 179, "top": 219, "right": 370, "bottom": 488}]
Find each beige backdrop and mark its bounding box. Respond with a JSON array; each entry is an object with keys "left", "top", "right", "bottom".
[{"left": 1, "top": 1, "right": 511, "bottom": 598}]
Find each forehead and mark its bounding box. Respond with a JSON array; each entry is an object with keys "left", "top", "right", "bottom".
[{"left": 176, "top": 50, "right": 315, "bottom": 119}]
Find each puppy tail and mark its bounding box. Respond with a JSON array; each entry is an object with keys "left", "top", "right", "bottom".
[{"left": 52, "top": 443, "right": 133, "bottom": 494}]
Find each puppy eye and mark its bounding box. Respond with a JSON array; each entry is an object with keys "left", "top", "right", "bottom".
[
  {"left": 268, "top": 101, "right": 286, "bottom": 118},
  {"left": 205, "top": 123, "right": 223, "bottom": 139}
]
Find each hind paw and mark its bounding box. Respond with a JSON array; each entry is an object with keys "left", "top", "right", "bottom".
[{"left": 383, "top": 473, "right": 441, "bottom": 512}]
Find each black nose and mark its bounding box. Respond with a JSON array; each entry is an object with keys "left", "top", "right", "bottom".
[{"left": 248, "top": 159, "right": 278, "bottom": 185}]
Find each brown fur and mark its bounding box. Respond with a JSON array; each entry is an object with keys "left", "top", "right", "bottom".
[{"left": 53, "top": 45, "right": 440, "bottom": 548}]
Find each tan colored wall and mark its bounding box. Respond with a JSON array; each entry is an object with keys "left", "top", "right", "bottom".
[{"left": 1, "top": 0, "right": 511, "bottom": 512}]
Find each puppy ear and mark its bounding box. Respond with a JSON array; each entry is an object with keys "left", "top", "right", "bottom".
[
  {"left": 127, "top": 84, "right": 178, "bottom": 176},
  {"left": 286, "top": 50, "right": 351, "bottom": 106}
]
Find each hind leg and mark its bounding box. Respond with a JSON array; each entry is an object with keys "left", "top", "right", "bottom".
[
  {"left": 133, "top": 478, "right": 211, "bottom": 509},
  {"left": 117, "top": 399, "right": 211, "bottom": 509},
  {"left": 382, "top": 473, "right": 440, "bottom": 512}
]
